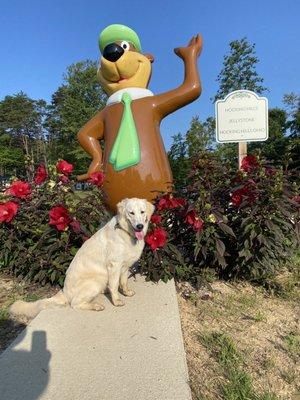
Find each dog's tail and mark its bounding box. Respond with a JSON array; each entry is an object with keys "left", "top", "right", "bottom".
[{"left": 9, "top": 290, "right": 68, "bottom": 319}]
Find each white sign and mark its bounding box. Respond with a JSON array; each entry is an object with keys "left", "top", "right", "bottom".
[{"left": 215, "top": 90, "right": 268, "bottom": 143}]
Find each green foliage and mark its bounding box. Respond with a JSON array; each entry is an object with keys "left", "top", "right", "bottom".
[
  {"left": 46, "top": 60, "right": 107, "bottom": 172},
  {"left": 0, "top": 166, "right": 108, "bottom": 285},
  {"left": 141, "top": 153, "right": 299, "bottom": 285},
  {"left": 199, "top": 331, "right": 278, "bottom": 400},
  {"left": 0, "top": 92, "right": 47, "bottom": 177},
  {"left": 168, "top": 133, "right": 191, "bottom": 189},
  {"left": 0, "top": 134, "right": 24, "bottom": 175},
  {"left": 213, "top": 37, "right": 267, "bottom": 102},
  {"left": 283, "top": 92, "right": 300, "bottom": 137},
  {"left": 186, "top": 116, "right": 215, "bottom": 157}
]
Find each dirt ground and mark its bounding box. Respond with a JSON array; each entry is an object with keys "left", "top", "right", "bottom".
[
  {"left": 177, "top": 279, "right": 300, "bottom": 400},
  {"left": 0, "top": 273, "right": 58, "bottom": 354}
]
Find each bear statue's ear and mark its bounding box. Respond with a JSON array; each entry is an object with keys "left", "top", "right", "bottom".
[
  {"left": 144, "top": 53, "right": 154, "bottom": 63},
  {"left": 145, "top": 201, "right": 155, "bottom": 219}
]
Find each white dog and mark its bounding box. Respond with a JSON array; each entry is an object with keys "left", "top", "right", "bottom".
[{"left": 10, "top": 198, "right": 154, "bottom": 319}]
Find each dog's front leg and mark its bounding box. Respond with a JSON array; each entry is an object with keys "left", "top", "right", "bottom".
[
  {"left": 108, "top": 263, "right": 125, "bottom": 307},
  {"left": 119, "top": 270, "right": 135, "bottom": 297}
]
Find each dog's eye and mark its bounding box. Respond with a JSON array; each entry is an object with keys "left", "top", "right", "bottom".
[
  {"left": 141, "top": 211, "right": 145, "bottom": 214},
  {"left": 129, "top": 211, "right": 135, "bottom": 215},
  {"left": 120, "top": 41, "right": 130, "bottom": 51}
]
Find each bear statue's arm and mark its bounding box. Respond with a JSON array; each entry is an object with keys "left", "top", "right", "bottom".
[
  {"left": 153, "top": 35, "right": 202, "bottom": 120},
  {"left": 77, "top": 110, "right": 104, "bottom": 181}
]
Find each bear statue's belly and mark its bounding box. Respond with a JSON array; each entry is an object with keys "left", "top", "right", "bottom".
[{"left": 102, "top": 98, "right": 173, "bottom": 211}]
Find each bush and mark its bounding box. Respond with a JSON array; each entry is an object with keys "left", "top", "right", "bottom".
[
  {"left": 0, "top": 154, "right": 299, "bottom": 288},
  {"left": 140, "top": 153, "right": 299, "bottom": 285},
  {"left": 0, "top": 162, "right": 108, "bottom": 285}
]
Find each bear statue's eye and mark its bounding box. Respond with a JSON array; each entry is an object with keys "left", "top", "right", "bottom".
[
  {"left": 120, "top": 41, "right": 130, "bottom": 51},
  {"left": 129, "top": 211, "right": 135, "bottom": 215},
  {"left": 141, "top": 211, "right": 145, "bottom": 214}
]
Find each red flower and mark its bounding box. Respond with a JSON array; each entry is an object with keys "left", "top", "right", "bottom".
[
  {"left": 56, "top": 160, "right": 74, "bottom": 175},
  {"left": 145, "top": 227, "right": 167, "bottom": 251},
  {"left": 231, "top": 181, "right": 257, "bottom": 207},
  {"left": 34, "top": 164, "right": 48, "bottom": 185},
  {"left": 0, "top": 201, "right": 19, "bottom": 223},
  {"left": 150, "top": 214, "right": 162, "bottom": 224},
  {"left": 58, "top": 175, "right": 69, "bottom": 184},
  {"left": 157, "top": 194, "right": 186, "bottom": 211},
  {"left": 88, "top": 171, "right": 105, "bottom": 187},
  {"left": 185, "top": 210, "right": 204, "bottom": 232},
  {"left": 231, "top": 188, "right": 244, "bottom": 206},
  {"left": 8, "top": 180, "right": 31, "bottom": 199},
  {"left": 70, "top": 219, "right": 81, "bottom": 233},
  {"left": 49, "top": 206, "right": 72, "bottom": 231},
  {"left": 292, "top": 195, "right": 300, "bottom": 204},
  {"left": 241, "top": 155, "right": 259, "bottom": 172}
]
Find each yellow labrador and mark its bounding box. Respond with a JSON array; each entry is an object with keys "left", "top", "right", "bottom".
[{"left": 10, "top": 198, "right": 154, "bottom": 319}]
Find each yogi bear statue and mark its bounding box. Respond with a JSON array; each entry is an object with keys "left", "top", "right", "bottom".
[{"left": 77, "top": 24, "right": 202, "bottom": 211}]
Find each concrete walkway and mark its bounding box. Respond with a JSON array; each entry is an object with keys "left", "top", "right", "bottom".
[{"left": 0, "top": 275, "right": 191, "bottom": 400}]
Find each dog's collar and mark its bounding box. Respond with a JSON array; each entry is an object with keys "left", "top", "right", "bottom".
[
  {"left": 106, "top": 88, "right": 154, "bottom": 106},
  {"left": 114, "top": 222, "right": 137, "bottom": 243}
]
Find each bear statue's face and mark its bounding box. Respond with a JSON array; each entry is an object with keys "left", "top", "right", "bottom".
[{"left": 97, "top": 41, "right": 153, "bottom": 96}]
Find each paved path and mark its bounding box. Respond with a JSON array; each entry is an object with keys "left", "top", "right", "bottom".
[{"left": 0, "top": 275, "right": 191, "bottom": 400}]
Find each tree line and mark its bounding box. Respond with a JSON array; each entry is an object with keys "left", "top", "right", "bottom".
[{"left": 0, "top": 39, "right": 299, "bottom": 182}]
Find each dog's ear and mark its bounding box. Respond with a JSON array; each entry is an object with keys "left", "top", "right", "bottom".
[
  {"left": 117, "top": 198, "right": 128, "bottom": 217},
  {"left": 145, "top": 201, "right": 155, "bottom": 219}
]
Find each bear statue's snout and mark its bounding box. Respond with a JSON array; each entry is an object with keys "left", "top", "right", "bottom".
[{"left": 103, "top": 43, "right": 124, "bottom": 62}]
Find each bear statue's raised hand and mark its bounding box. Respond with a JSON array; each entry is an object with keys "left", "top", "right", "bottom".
[{"left": 174, "top": 34, "right": 203, "bottom": 61}]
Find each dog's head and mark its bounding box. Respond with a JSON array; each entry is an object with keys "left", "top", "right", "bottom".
[{"left": 117, "top": 198, "right": 155, "bottom": 241}]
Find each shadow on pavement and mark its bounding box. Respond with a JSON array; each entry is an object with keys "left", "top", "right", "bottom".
[{"left": 0, "top": 330, "right": 51, "bottom": 400}]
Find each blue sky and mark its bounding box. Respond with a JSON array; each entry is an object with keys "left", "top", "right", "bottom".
[{"left": 0, "top": 0, "right": 299, "bottom": 149}]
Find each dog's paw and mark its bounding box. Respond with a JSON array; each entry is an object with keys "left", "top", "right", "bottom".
[
  {"left": 113, "top": 299, "right": 125, "bottom": 307},
  {"left": 93, "top": 303, "right": 105, "bottom": 311},
  {"left": 122, "top": 289, "right": 135, "bottom": 297}
]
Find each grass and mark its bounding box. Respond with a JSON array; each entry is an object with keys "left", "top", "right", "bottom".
[
  {"left": 0, "top": 292, "right": 40, "bottom": 320},
  {"left": 283, "top": 331, "right": 300, "bottom": 360},
  {"left": 199, "top": 332, "right": 278, "bottom": 400},
  {"left": 281, "top": 368, "right": 297, "bottom": 384},
  {"left": 252, "top": 311, "right": 267, "bottom": 323},
  {"left": 265, "top": 253, "right": 300, "bottom": 301},
  {"left": 0, "top": 308, "right": 9, "bottom": 327}
]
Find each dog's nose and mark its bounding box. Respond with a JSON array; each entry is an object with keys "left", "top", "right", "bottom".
[
  {"left": 103, "top": 43, "right": 124, "bottom": 62},
  {"left": 136, "top": 224, "right": 144, "bottom": 231}
]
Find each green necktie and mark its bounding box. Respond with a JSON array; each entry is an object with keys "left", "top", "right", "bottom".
[{"left": 109, "top": 92, "right": 141, "bottom": 171}]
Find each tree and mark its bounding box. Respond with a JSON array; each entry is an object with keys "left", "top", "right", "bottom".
[
  {"left": 249, "top": 108, "right": 288, "bottom": 165},
  {"left": 186, "top": 116, "right": 215, "bottom": 158},
  {"left": 0, "top": 92, "right": 47, "bottom": 178},
  {"left": 213, "top": 37, "right": 267, "bottom": 103},
  {"left": 283, "top": 92, "right": 300, "bottom": 137},
  {"left": 46, "top": 60, "right": 107, "bottom": 172},
  {"left": 213, "top": 38, "right": 267, "bottom": 164},
  {"left": 0, "top": 133, "right": 24, "bottom": 176},
  {"left": 168, "top": 133, "right": 189, "bottom": 188}
]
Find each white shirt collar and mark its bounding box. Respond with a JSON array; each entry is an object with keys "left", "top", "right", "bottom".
[{"left": 106, "top": 87, "right": 154, "bottom": 106}]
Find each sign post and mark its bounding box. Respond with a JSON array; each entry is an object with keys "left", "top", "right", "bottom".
[
  {"left": 215, "top": 90, "right": 268, "bottom": 169},
  {"left": 238, "top": 142, "right": 247, "bottom": 169}
]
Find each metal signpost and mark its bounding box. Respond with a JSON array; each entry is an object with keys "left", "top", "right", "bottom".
[{"left": 215, "top": 90, "right": 268, "bottom": 169}]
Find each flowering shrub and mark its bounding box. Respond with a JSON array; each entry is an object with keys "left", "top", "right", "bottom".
[
  {"left": 0, "top": 154, "right": 299, "bottom": 287},
  {"left": 140, "top": 153, "right": 299, "bottom": 284},
  {"left": 0, "top": 160, "right": 107, "bottom": 285}
]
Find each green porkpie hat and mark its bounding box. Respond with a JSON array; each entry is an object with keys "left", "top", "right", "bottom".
[{"left": 98, "top": 24, "right": 142, "bottom": 53}]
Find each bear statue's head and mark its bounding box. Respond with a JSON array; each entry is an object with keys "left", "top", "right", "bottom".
[{"left": 97, "top": 24, "right": 154, "bottom": 96}]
